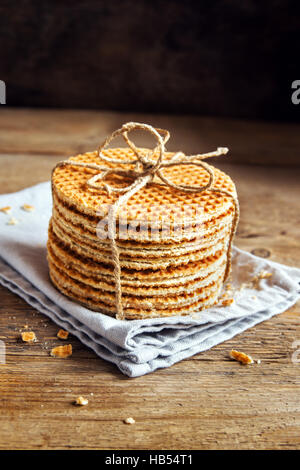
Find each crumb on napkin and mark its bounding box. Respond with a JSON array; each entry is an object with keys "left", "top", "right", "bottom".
[
  {"left": 221, "top": 298, "right": 234, "bottom": 307},
  {"left": 0, "top": 206, "right": 12, "bottom": 214},
  {"left": 240, "top": 270, "right": 273, "bottom": 291},
  {"left": 251, "top": 270, "right": 272, "bottom": 289},
  {"left": 21, "top": 204, "right": 35, "bottom": 212},
  {"left": 50, "top": 344, "right": 72, "bottom": 358},
  {"left": 7, "top": 217, "right": 19, "bottom": 225}
]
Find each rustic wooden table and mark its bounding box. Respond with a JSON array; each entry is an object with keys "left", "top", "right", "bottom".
[{"left": 0, "top": 109, "right": 299, "bottom": 450}]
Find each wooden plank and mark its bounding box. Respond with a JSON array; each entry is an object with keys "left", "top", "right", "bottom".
[
  {"left": 0, "top": 108, "right": 300, "bottom": 165},
  {"left": 0, "top": 109, "right": 300, "bottom": 449}
]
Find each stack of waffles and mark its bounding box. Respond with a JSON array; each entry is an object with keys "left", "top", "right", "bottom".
[{"left": 47, "top": 147, "right": 238, "bottom": 320}]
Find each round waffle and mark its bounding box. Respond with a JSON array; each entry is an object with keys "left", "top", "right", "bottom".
[
  {"left": 48, "top": 127, "right": 238, "bottom": 320},
  {"left": 47, "top": 227, "right": 227, "bottom": 284},
  {"left": 49, "top": 261, "right": 223, "bottom": 319},
  {"left": 47, "top": 228, "right": 227, "bottom": 295},
  {"left": 49, "top": 257, "right": 223, "bottom": 309},
  {"left": 51, "top": 212, "right": 231, "bottom": 258},
  {"left": 52, "top": 190, "right": 235, "bottom": 244},
  {"left": 48, "top": 246, "right": 225, "bottom": 297},
  {"left": 49, "top": 218, "right": 229, "bottom": 270},
  {"left": 52, "top": 150, "right": 236, "bottom": 237}
]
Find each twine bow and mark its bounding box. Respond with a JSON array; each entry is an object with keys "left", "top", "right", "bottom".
[{"left": 54, "top": 122, "right": 239, "bottom": 320}]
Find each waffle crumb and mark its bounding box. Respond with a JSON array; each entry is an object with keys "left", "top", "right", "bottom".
[
  {"left": 75, "top": 396, "right": 88, "bottom": 406},
  {"left": 0, "top": 206, "right": 12, "bottom": 214},
  {"left": 50, "top": 344, "right": 72, "bottom": 358},
  {"left": 21, "top": 331, "right": 37, "bottom": 343},
  {"left": 259, "top": 271, "right": 272, "bottom": 279},
  {"left": 252, "top": 270, "right": 272, "bottom": 289},
  {"left": 7, "top": 217, "right": 19, "bottom": 225},
  {"left": 229, "top": 349, "right": 254, "bottom": 365},
  {"left": 221, "top": 298, "right": 234, "bottom": 307},
  {"left": 124, "top": 417, "right": 135, "bottom": 425},
  {"left": 21, "top": 204, "right": 35, "bottom": 212},
  {"left": 239, "top": 270, "right": 273, "bottom": 291},
  {"left": 57, "top": 329, "right": 69, "bottom": 340}
]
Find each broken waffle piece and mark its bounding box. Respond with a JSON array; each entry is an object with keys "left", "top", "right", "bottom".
[
  {"left": 229, "top": 349, "right": 254, "bottom": 365},
  {"left": 75, "top": 396, "right": 88, "bottom": 406},
  {"left": 0, "top": 206, "right": 12, "bottom": 214},
  {"left": 50, "top": 344, "right": 72, "bottom": 358},
  {"left": 21, "top": 331, "right": 37, "bottom": 343},
  {"left": 57, "top": 329, "right": 69, "bottom": 340},
  {"left": 21, "top": 204, "right": 35, "bottom": 212},
  {"left": 124, "top": 417, "right": 135, "bottom": 425}
]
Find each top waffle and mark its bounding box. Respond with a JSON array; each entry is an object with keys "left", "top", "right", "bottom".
[{"left": 52, "top": 149, "right": 237, "bottom": 229}]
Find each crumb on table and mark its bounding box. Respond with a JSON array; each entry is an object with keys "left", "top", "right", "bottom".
[
  {"left": 229, "top": 349, "right": 254, "bottom": 365},
  {"left": 50, "top": 344, "right": 72, "bottom": 358},
  {"left": 21, "top": 331, "right": 37, "bottom": 343},
  {"left": 57, "top": 329, "right": 69, "bottom": 340},
  {"left": 75, "top": 396, "right": 88, "bottom": 406},
  {"left": 124, "top": 417, "right": 135, "bottom": 424}
]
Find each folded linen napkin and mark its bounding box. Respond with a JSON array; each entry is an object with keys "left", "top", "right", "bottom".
[{"left": 0, "top": 182, "right": 299, "bottom": 377}]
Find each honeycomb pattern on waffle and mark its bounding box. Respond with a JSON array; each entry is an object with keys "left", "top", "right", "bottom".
[
  {"left": 52, "top": 200, "right": 233, "bottom": 248},
  {"left": 52, "top": 192, "right": 235, "bottom": 243},
  {"left": 52, "top": 149, "right": 237, "bottom": 224}
]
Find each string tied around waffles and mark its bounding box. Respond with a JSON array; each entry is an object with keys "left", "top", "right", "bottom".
[{"left": 53, "top": 122, "right": 239, "bottom": 320}]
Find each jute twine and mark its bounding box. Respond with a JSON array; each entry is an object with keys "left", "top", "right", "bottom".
[{"left": 53, "top": 122, "right": 239, "bottom": 320}]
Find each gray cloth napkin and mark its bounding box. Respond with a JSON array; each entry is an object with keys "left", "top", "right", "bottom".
[{"left": 0, "top": 182, "right": 299, "bottom": 377}]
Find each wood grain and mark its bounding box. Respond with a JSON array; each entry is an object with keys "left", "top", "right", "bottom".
[
  {"left": 0, "top": 108, "right": 300, "bottom": 166},
  {"left": 0, "top": 109, "right": 299, "bottom": 450}
]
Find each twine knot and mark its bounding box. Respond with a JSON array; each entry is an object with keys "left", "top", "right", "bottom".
[{"left": 81, "top": 122, "right": 229, "bottom": 196}]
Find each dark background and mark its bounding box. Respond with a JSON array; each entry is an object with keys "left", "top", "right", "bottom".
[{"left": 1, "top": 0, "right": 299, "bottom": 121}]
